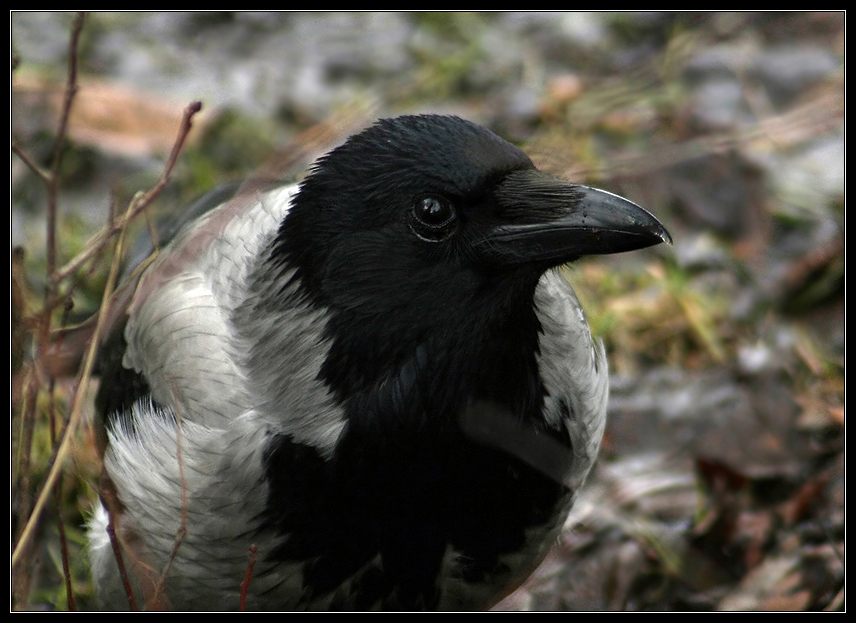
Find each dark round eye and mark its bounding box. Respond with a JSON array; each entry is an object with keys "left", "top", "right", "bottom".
[
  {"left": 415, "top": 196, "right": 454, "bottom": 226},
  {"left": 411, "top": 196, "right": 457, "bottom": 241}
]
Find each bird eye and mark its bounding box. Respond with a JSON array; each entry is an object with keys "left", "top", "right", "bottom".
[{"left": 411, "top": 196, "right": 457, "bottom": 241}]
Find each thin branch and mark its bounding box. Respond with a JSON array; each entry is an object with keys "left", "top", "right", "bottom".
[
  {"left": 52, "top": 100, "right": 203, "bottom": 285},
  {"left": 10, "top": 142, "right": 51, "bottom": 184},
  {"left": 11, "top": 15, "right": 86, "bottom": 608},
  {"left": 106, "top": 511, "right": 139, "bottom": 611},
  {"left": 12, "top": 221, "right": 125, "bottom": 569},
  {"left": 50, "top": 299, "right": 78, "bottom": 611},
  {"left": 149, "top": 391, "right": 189, "bottom": 608},
  {"left": 46, "top": 11, "right": 85, "bottom": 281},
  {"left": 240, "top": 545, "right": 259, "bottom": 611},
  {"left": 13, "top": 92, "right": 202, "bottom": 565},
  {"left": 55, "top": 475, "right": 78, "bottom": 611}
]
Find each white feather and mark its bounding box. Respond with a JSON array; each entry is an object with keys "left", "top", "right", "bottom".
[
  {"left": 534, "top": 270, "right": 609, "bottom": 492},
  {"left": 90, "top": 185, "right": 348, "bottom": 610}
]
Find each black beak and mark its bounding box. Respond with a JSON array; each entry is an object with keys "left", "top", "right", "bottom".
[{"left": 477, "top": 169, "right": 671, "bottom": 265}]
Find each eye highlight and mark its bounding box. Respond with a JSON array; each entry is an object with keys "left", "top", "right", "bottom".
[{"left": 410, "top": 196, "right": 457, "bottom": 241}]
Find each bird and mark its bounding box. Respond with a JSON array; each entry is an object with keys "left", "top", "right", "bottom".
[{"left": 87, "top": 114, "right": 671, "bottom": 611}]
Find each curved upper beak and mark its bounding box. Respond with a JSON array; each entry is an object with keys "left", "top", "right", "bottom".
[{"left": 477, "top": 169, "right": 671, "bottom": 265}]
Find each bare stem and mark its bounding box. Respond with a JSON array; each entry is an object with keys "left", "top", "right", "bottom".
[
  {"left": 240, "top": 545, "right": 259, "bottom": 611},
  {"left": 52, "top": 100, "right": 204, "bottom": 285}
]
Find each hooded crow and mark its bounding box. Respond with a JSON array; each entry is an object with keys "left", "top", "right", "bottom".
[{"left": 88, "top": 114, "right": 671, "bottom": 611}]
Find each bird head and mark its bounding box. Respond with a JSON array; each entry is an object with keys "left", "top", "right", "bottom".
[
  {"left": 277, "top": 114, "right": 668, "bottom": 305},
  {"left": 270, "top": 115, "right": 670, "bottom": 403}
]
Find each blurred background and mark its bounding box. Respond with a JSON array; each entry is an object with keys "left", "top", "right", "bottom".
[{"left": 11, "top": 12, "right": 844, "bottom": 611}]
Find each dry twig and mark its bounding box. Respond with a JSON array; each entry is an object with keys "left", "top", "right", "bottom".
[{"left": 11, "top": 12, "right": 204, "bottom": 609}]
